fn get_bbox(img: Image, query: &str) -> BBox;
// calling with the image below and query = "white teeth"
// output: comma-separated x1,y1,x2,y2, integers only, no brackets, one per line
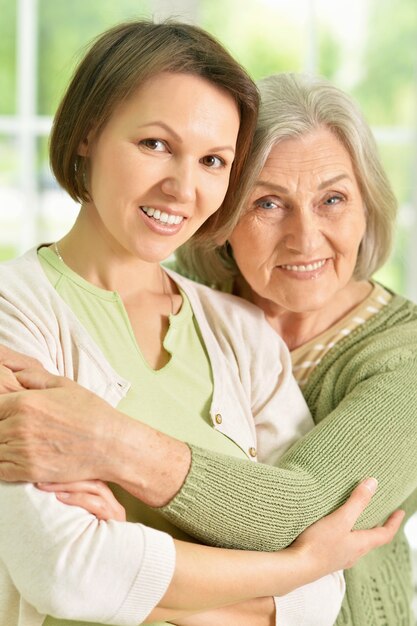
141,207,184,225
281,260,326,272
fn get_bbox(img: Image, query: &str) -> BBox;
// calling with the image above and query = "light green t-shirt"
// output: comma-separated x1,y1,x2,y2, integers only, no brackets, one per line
38,247,246,626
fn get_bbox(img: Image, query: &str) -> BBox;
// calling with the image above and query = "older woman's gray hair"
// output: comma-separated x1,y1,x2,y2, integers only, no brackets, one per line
176,72,397,287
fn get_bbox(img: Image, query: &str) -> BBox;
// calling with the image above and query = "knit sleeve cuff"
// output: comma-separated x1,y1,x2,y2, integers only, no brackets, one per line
160,445,276,549
109,525,176,625
160,444,303,551
274,572,345,626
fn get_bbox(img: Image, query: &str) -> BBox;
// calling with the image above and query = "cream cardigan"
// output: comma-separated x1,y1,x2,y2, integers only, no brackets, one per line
0,249,342,626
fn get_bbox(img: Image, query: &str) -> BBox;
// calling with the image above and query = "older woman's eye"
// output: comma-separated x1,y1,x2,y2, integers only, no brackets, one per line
140,139,167,152
255,198,279,210
323,194,344,206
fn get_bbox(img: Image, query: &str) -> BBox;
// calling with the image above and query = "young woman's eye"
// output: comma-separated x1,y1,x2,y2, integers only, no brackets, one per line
201,155,225,169
255,198,279,210
140,139,167,152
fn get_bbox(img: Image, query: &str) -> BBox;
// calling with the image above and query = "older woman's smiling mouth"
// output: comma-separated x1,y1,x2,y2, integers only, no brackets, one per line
279,259,327,272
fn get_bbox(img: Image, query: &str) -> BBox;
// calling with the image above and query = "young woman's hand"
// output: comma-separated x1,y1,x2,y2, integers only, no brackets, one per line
37,480,126,522
290,478,404,579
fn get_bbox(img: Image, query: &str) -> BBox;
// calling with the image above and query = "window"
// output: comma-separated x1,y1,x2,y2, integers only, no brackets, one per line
2,0,416,297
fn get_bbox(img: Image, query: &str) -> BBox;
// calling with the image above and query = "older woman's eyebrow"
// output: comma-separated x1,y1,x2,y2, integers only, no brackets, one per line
317,174,350,189
254,181,288,193
253,173,351,195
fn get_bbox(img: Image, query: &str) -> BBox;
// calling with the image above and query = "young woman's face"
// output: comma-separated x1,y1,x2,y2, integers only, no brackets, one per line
229,127,367,314
80,72,240,262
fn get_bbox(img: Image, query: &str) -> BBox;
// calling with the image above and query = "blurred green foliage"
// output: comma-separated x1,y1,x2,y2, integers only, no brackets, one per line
0,0,17,114
38,0,151,114
201,0,304,78
353,0,417,126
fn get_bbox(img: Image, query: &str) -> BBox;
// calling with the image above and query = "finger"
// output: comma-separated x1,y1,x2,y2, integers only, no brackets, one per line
55,492,113,519
0,346,41,372
346,509,405,564
15,368,70,390
37,480,108,494
383,509,406,534
37,480,126,521
335,478,378,528
55,491,126,522
362,509,405,548
0,365,25,392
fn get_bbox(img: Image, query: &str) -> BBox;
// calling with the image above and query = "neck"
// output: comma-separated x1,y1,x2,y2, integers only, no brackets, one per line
234,275,372,350
265,311,331,350
56,205,164,298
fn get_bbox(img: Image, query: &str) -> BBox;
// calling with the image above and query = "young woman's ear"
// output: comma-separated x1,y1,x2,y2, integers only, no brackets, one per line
77,129,94,157
77,138,89,157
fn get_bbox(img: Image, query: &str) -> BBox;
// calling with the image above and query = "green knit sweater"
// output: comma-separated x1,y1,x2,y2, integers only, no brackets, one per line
160,293,417,625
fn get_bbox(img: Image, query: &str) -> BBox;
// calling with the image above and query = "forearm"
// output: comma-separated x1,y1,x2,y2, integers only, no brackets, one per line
148,597,275,626
0,482,331,625
0,482,175,624
1,482,278,624
0,365,191,498
160,539,309,611
151,574,345,626
106,416,191,507
158,361,417,550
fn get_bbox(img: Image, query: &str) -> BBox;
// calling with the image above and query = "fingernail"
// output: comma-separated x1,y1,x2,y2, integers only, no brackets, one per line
36,482,51,486
363,477,378,494
57,492,70,499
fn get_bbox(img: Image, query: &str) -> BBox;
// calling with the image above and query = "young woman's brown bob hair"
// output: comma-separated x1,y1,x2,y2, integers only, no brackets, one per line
50,20,259,240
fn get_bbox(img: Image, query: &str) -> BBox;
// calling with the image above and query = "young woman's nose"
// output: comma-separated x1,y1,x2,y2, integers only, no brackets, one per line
161,159,197,204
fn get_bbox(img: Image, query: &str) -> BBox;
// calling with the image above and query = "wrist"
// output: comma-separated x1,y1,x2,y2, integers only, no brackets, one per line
105,416,191,507
282,542,318,590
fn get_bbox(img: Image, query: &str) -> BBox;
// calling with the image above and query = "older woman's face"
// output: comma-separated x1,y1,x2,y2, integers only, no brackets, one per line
229,127,367,314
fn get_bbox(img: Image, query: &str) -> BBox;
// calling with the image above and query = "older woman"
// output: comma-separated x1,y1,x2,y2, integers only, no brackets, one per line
0,72,414,626
168,72,417,625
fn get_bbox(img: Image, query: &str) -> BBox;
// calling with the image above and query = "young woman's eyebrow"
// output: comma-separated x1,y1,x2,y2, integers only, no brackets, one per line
137,121,235,154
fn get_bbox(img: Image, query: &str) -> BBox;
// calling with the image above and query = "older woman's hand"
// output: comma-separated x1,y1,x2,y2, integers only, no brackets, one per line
0,345,45,394
0,367,191,506
0,365,24,394
0,369,128,483
0,345,44,373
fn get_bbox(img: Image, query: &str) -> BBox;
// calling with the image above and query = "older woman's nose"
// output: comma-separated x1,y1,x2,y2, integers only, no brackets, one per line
283,210,324,254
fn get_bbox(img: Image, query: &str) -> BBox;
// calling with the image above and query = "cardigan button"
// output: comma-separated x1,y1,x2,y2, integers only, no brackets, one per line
214,413,223,424
249,447,257,458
